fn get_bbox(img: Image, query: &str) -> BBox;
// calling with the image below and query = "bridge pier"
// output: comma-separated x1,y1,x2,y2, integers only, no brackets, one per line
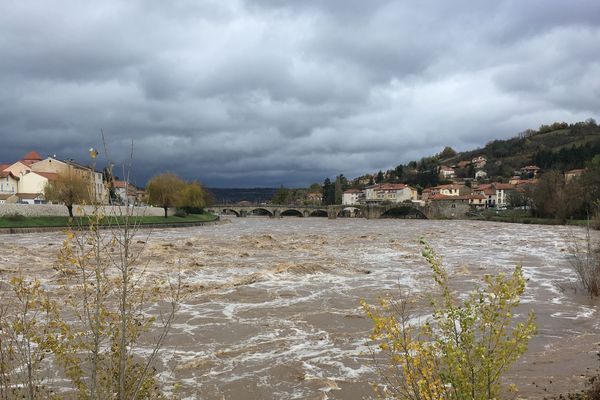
327,206,337,219
363,205,382,219
239,210,247,217
272,209,281,218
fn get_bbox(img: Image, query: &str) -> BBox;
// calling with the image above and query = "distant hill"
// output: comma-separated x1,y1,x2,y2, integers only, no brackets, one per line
339,119,600,191
438,121,600,178
207,188,278,204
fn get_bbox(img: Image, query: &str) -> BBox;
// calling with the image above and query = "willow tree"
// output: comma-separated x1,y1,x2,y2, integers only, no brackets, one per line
178,181,206,213
44,171,92,217
146,173,186,218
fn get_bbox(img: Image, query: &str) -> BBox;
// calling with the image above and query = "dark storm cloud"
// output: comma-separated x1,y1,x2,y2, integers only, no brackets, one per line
1,0,598,187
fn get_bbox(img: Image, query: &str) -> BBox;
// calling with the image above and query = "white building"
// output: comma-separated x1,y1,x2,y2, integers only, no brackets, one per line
0,171,19,203
439,165,456,179
365,184,417,204
475,170,487,179
430,184,470,197
342,189,363,205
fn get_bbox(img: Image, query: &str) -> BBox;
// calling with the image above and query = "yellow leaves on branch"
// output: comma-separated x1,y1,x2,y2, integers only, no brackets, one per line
361,239,537,400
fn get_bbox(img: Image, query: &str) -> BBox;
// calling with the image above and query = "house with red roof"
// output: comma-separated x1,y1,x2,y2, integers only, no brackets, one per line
31,156,107,204
1,151,44,178
17,171,59,204
472,184,497,208
20,151,43,166
342,188,363,205
439,165,456,179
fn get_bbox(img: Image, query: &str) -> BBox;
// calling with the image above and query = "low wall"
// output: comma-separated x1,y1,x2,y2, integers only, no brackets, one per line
0,203,169,217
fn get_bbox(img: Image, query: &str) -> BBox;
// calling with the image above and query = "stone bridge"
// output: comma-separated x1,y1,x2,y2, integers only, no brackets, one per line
208,203,435,219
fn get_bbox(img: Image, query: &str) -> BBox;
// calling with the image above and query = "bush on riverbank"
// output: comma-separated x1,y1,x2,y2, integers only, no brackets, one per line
0,201,182,398
362,239,536,399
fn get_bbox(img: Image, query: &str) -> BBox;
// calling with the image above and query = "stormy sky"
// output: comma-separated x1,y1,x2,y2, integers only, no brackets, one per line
1,1,599,188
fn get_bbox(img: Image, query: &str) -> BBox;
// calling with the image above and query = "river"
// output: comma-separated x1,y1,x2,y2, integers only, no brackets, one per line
1,218,599,399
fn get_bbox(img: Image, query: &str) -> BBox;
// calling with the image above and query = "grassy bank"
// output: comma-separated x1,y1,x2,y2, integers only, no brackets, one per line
0,213,218,228
469,209,589,227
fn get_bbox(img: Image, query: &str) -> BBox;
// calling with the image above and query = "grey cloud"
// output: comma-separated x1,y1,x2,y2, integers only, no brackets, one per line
0,0,599,187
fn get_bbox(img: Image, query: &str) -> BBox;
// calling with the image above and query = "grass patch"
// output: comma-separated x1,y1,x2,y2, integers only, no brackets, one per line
0,213,218,229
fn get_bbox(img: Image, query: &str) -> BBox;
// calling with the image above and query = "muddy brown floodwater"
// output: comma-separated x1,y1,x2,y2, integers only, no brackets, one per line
1,218,599,399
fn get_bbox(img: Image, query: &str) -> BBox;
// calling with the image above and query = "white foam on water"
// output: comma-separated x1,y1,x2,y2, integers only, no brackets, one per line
3,218,599,399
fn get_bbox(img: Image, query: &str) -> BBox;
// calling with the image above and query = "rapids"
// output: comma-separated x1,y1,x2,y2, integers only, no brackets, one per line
1,218,598,399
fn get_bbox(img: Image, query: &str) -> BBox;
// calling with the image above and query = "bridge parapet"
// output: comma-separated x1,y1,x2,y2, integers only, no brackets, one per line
208,202,441,219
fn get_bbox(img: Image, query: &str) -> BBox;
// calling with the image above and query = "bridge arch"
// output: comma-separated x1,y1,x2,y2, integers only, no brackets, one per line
380,205,427,219
249,208,273,217
308,209,328,217
221,208,240,217
280,209,304,217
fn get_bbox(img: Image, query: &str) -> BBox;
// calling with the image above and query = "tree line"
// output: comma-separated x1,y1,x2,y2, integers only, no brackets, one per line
44,171,210,218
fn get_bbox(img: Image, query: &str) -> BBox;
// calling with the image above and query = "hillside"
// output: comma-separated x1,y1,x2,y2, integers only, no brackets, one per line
439,121,600,177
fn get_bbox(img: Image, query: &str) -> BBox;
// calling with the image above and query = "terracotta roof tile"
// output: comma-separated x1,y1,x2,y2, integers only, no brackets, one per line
494,183,515,190
32,172,59,180
0,171,19,180
21,151,43,161
17,193,44,199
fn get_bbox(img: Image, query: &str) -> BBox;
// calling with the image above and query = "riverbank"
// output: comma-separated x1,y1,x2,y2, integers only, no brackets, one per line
468,209,593,227
0,213,221,234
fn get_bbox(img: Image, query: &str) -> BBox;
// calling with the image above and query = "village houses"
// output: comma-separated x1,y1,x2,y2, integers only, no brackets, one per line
0,151,108,204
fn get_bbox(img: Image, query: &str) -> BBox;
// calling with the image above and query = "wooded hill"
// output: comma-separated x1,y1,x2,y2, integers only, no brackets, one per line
440,119,600,177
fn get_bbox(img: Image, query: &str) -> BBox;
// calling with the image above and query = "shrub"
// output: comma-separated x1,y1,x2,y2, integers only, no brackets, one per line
570,223,600,297
2,212,25,221
361,239,536,399
174,208,188,217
